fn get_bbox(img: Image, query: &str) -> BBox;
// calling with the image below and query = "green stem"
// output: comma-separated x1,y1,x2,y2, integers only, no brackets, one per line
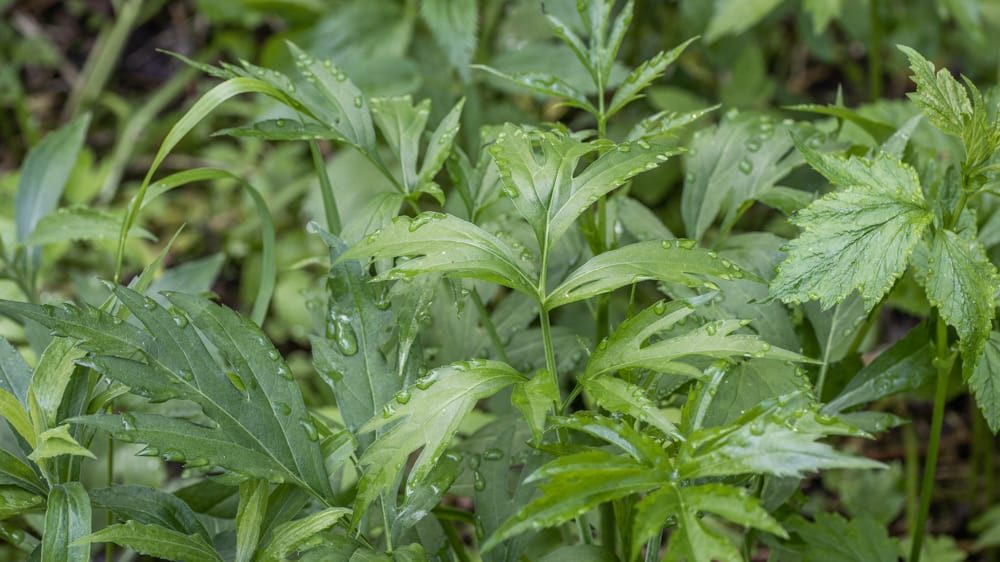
903,409,920,538
539,308,560,397
576,516,594,545
910,316,951,562
310,141,342,233
643,532,660,562
470,288,509,364
600,503,616,555
441,519,473,562
868,0,883,102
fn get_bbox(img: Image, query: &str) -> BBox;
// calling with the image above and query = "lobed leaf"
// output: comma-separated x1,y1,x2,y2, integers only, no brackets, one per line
770,141,934,310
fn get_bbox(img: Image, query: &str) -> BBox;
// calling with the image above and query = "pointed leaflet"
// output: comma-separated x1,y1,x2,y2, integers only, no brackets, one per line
490,124,678,250
338,212,537,296
473,66,597,114
606,37,696,117
354,360,523,524
585,298,808,380
581,375,679,439
677,395,883,480
545,239,755,309
42,482,91,562
770,141,933,310
971,333,1000,433
74,521,223,562
915,229,997,380
898,45,972,139
311,231,400,443
0,286,331,499
482,450,668,551
681,112,803,240
633,483,785,562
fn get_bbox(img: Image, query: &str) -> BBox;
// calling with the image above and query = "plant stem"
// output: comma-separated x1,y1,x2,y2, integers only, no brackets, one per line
539,308,560,397
903,409,920,537
910,316,951,562
643,532,660,562
600,503,616,556
868,0,883,102
310,140,341,233
441,519,473,562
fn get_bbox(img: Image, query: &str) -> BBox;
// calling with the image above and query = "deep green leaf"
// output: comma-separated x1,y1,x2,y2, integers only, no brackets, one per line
42,482,91,562
546,240,754,309
394,451,460,533
633,483,785,562
75,521,223,562
702,359,812,428
805,292,866,368
824,325,936,414
678,395,883,480
420,0,477,81
899,45,972,138
355,360,523,524
89,485,210,541
0,449,46,496
785,104,897,142
338,212,537,296
770,142,934,310
681,112,803,240
786,512,897,561
511,371,559,443
0,486,43,520
25,206,154,246
915,229,997,380
971,332,1000,433
549,412,669,464
582,375,678,438
255,507,351,562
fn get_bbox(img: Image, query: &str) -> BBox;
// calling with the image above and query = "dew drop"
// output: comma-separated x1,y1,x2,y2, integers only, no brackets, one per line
395,389,412,404
275,402,292,415
300,419,319,441
483,448,504,461
738,157,753,175
226,372,248,393
473,470,486,491
179,369,195,382
143,297,158,310
162,449,186,462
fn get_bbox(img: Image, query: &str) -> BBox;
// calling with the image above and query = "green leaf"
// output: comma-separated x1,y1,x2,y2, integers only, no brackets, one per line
235,479,268,562
420,0,477,82
785,103,897,143
482,450,666,551
607,37,696,117
0,337,31,410
216,119,345,142
15,114,91,258
25,206,154,246
551,412,668,464
28,336,85,432
89,485,210,541
394,450,460,533
916,229,997,380
338,212,537,296
681,112,803,240
0,286,331,498
355,360,523,524
898,45,972,139
473,421,538,562
472,66,597,114
678,395,883,480
582,375,679,438
626,105,720,142
0,449,46,496
0,388,33,448
255,507,351,562
824,325,936,414
491,124,678,251
75,521,224,562
971,332,1000,433
586,298,809,380
805,292,866,368
702,359,813,427
42,482,91,562
512,371,560,443
786,512,897,562
770,142,934,310
27,425,95,462
537,545,617,562
704,0,785,42
546,240,754,309
633,483,785,562
0,486,43,520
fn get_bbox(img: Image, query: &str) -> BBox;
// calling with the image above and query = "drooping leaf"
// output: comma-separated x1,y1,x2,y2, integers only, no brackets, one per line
394,450,461,533
971,332,1000,433
704,0,785,42
633,483,785,562
785,512,897,562
25,206,154,246
0,286,332,499
354,360,523,524
491,124,678,251
89,485,210,541
255,507,352,562
824,325,936,414
482,450,667,551
770,141,934,310
681,111,804,240
546,239,755,309
420,0,477,82
586,298,809,379
27,425,95,462
338,212,537,296
74,521,223,562
677,395,883,480
915,229,997,380
42,482,91,562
